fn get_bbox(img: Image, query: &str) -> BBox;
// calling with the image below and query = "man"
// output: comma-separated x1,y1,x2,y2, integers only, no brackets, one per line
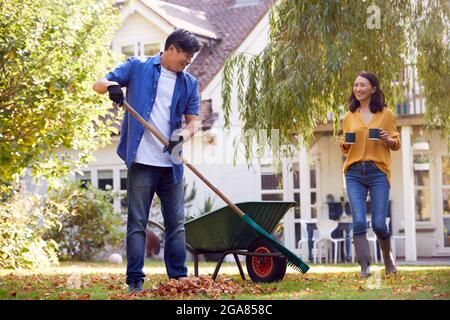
93,29,201,292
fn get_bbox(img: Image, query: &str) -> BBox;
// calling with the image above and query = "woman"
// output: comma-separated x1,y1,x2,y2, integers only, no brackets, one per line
340,72,401,278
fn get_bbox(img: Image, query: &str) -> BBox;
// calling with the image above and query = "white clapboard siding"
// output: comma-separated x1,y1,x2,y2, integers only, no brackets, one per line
184,163,260,215
112,12,167,54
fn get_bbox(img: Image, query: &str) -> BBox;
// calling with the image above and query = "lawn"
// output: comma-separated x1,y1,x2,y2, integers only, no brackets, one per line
0,261,449,300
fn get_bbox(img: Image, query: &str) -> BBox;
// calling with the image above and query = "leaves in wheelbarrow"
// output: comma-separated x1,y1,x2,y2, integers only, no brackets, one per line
111,276,276,300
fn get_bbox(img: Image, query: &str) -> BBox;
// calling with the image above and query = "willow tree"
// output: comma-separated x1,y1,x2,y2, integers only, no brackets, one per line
221,1,449,162
0,0,121,191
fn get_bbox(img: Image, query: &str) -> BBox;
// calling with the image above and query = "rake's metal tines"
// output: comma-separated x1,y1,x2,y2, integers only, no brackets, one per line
287,261,309,273
288,262,299,270
287,261,300,271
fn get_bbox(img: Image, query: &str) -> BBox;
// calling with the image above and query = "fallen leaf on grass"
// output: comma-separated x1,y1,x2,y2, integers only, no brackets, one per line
426,285,435,292
408,284,434,293
432,293,449,299
110,293,136,300
107,284,122,290
76,293,91,300
22,285,33,293
109,275,274,300
58,292,72,300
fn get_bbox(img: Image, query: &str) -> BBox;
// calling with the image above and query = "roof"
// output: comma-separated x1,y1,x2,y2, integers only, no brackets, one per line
111,0,272,131
164,0,273,91
140,0,218,39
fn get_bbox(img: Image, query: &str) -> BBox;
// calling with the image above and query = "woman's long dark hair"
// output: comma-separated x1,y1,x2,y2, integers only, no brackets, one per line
348,72,386,113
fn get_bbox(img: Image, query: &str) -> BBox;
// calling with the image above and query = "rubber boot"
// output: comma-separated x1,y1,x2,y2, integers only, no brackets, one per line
378,237,397,274
353,234,371,278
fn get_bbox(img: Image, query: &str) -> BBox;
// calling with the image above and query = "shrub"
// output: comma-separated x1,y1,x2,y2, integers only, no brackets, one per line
0,192,59,269
45,182,124,261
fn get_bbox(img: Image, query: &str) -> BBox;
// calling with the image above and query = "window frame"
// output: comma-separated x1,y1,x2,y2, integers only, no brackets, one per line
74,166,128,214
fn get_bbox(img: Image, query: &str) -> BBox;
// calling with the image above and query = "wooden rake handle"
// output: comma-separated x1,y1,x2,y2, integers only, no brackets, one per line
121,101,245,218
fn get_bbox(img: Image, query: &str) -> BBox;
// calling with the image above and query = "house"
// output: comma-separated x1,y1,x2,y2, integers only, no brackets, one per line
75,0,449,261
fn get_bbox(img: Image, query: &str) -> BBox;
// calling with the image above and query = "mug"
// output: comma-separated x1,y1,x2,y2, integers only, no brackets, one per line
369,128,381,140
345,132,356,144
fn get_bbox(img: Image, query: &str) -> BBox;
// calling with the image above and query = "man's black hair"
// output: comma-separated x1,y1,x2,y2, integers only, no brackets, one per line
164,29,201,55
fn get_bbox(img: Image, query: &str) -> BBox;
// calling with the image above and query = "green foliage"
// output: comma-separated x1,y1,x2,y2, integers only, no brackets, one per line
221,1,449,163
198,195,217,216
415,2,450,134
0,0,121,192
0,192,59,269
45,182,124,261
0,181,123,268
184,179,197,218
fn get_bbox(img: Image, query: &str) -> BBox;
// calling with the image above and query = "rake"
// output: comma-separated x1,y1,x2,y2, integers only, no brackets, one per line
120,101,310,274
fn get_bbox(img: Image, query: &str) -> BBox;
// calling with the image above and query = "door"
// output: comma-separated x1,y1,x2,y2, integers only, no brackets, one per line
439,154,450,251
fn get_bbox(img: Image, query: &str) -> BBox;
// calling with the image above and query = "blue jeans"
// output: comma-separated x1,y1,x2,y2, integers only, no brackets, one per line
126,162,187,284
345,161,390,240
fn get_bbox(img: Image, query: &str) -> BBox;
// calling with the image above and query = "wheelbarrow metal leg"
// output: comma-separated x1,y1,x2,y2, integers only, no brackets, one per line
233,253,246,281
212,252,228,281
186,244,198,277
194,253,199,277
212,251,247,281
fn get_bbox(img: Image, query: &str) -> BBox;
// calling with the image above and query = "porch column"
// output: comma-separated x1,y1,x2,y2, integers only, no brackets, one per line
401,126,417,261
113,168,121,213
297,146,312,259
282,158,296,250
299,145,312,220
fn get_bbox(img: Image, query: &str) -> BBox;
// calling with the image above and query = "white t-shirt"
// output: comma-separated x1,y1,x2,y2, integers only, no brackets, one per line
135,66,177,167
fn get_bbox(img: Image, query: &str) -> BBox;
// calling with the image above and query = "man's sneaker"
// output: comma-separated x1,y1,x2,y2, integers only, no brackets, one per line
128,280,143,293
169,276,189,282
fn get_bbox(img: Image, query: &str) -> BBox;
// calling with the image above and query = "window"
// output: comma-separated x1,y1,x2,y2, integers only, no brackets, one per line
292,161,318,248
75,171,91,188
121,44,135,58
74,168,129,213
143,43,160,56
414,170,431,221
262,193,284,201
310,166,317,218
294,193,300,218
442,155,450,247
292,162,318,220
120,170,127,190
311,191,317,218
121,42,160,59
119,169,128,213
260,165,283,201
294,222,301,249
412,126,431,221
261,170,282,190
120,193,128,213
98,170,113,190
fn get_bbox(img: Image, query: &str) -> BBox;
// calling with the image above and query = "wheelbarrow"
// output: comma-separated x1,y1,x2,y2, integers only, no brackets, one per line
148,201,296,283
120,100,308,278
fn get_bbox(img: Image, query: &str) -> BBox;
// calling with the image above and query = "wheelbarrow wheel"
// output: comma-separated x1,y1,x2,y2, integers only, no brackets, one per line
246,239,287,283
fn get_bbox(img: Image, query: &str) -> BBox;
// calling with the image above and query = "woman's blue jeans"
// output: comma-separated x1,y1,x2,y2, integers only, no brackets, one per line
126,163,187,284
345,161,391,240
